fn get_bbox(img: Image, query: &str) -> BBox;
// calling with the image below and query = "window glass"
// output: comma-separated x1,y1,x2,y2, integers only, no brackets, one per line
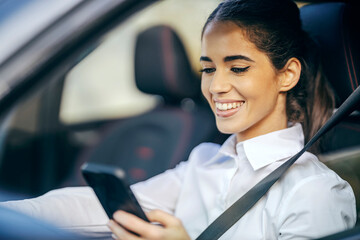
59,0,221,124
0,0,81,64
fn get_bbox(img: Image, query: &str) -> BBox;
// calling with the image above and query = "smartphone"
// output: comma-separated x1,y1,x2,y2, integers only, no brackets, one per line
81,162,149,222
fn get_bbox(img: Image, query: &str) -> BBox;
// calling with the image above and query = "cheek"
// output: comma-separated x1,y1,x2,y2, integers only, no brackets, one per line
241,76,278,101
248,82,279,111
201,78,211,102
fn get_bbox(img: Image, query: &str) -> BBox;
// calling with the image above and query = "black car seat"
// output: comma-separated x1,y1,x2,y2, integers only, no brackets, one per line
300,2,360,152
300,2,360,222
80,25,222,185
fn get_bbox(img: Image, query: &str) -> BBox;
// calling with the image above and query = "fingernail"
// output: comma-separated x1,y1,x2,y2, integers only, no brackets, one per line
107,220,114,228
111,233,118,239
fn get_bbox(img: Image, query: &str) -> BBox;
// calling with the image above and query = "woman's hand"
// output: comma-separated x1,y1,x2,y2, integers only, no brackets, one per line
108,210,191,240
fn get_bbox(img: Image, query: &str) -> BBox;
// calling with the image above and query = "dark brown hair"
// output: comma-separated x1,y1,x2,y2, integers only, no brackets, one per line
202,0,334,153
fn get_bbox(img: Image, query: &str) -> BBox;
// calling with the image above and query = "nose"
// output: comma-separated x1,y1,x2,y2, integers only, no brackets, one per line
209,70,231,94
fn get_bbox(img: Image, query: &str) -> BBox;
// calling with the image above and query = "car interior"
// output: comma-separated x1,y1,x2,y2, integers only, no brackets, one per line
80,24,226,185
0,0,359,239
0,0,224,196
300,1,360,223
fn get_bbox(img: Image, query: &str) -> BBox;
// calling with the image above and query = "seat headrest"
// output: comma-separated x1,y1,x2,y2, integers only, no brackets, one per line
134,25,200,101
300,3,360,108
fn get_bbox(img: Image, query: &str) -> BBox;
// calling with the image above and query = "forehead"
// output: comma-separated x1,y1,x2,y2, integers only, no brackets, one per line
201,21,257,56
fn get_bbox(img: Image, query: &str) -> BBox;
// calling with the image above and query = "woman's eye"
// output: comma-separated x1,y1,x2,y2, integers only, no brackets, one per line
200,68,216,74
231,66,250,73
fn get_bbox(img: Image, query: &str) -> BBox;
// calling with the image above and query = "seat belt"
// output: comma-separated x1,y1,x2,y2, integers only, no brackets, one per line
196,86,360,240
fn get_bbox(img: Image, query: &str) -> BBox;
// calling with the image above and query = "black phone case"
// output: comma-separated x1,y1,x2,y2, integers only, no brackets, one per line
81,162,149,222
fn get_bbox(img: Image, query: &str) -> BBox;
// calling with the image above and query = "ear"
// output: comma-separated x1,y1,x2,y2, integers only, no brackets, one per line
278,57,301,92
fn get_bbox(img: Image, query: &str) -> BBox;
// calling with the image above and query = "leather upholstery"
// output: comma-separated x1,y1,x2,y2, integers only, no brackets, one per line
301,2,360,224
301,2,360,153
301,2,360,108
135,25,200,101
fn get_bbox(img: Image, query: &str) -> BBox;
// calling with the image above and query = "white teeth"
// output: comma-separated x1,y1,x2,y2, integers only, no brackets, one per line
215,101,244,111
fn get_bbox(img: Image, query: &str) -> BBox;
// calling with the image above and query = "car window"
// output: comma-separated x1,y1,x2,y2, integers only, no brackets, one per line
0,0,82,65
59,0,221,124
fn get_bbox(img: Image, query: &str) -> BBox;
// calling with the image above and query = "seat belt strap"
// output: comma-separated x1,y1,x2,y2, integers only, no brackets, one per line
196,86,360,240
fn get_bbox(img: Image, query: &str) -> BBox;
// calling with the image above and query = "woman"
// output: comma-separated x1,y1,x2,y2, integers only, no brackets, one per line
1,0,356,239
107,0,356,239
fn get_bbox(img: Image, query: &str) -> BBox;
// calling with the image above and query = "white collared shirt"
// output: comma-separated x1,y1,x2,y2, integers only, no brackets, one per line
0,124,356,239
132,123,356,239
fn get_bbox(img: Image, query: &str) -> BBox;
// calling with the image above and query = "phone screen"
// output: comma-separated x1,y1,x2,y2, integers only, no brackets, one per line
81,163,149,222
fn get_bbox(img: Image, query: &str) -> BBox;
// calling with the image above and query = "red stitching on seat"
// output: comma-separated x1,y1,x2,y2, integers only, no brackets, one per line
348,42,359,87
341,123,360,132
342,29,355,91
340,5,355,91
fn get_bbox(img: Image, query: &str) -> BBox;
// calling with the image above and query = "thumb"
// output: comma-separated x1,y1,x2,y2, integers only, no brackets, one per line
147,210,182,228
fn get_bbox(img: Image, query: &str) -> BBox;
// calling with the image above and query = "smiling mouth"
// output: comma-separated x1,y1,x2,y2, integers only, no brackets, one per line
214,101,245,118
215,101,244,111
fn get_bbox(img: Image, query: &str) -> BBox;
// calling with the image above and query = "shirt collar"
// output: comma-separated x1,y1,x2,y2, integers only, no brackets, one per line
218,134,237,158
213,123,304,171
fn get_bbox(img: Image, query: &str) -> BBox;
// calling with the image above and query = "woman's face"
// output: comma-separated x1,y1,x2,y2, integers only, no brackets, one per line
201,21,288,142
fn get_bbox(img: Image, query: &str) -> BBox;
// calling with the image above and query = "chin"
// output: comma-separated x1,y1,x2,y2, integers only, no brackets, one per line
216,122,242,135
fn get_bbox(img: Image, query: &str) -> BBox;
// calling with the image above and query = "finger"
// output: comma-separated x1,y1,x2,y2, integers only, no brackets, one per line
113,210,161,237
108,219,142,240
147,210,182,228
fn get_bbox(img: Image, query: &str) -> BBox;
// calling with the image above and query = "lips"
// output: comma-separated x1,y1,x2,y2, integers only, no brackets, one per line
214,100,245,118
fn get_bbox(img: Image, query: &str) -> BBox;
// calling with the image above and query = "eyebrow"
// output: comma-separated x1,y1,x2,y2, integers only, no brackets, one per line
200,56,212,62
224,55,254,62
200,55,254,63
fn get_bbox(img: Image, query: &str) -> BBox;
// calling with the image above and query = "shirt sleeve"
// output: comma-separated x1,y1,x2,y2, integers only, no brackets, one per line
277,174,356,239
131,160,188,214
0,187,109,232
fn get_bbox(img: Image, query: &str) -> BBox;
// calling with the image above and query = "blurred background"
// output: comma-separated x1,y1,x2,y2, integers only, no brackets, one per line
0,0,223,198
60,0,221,124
